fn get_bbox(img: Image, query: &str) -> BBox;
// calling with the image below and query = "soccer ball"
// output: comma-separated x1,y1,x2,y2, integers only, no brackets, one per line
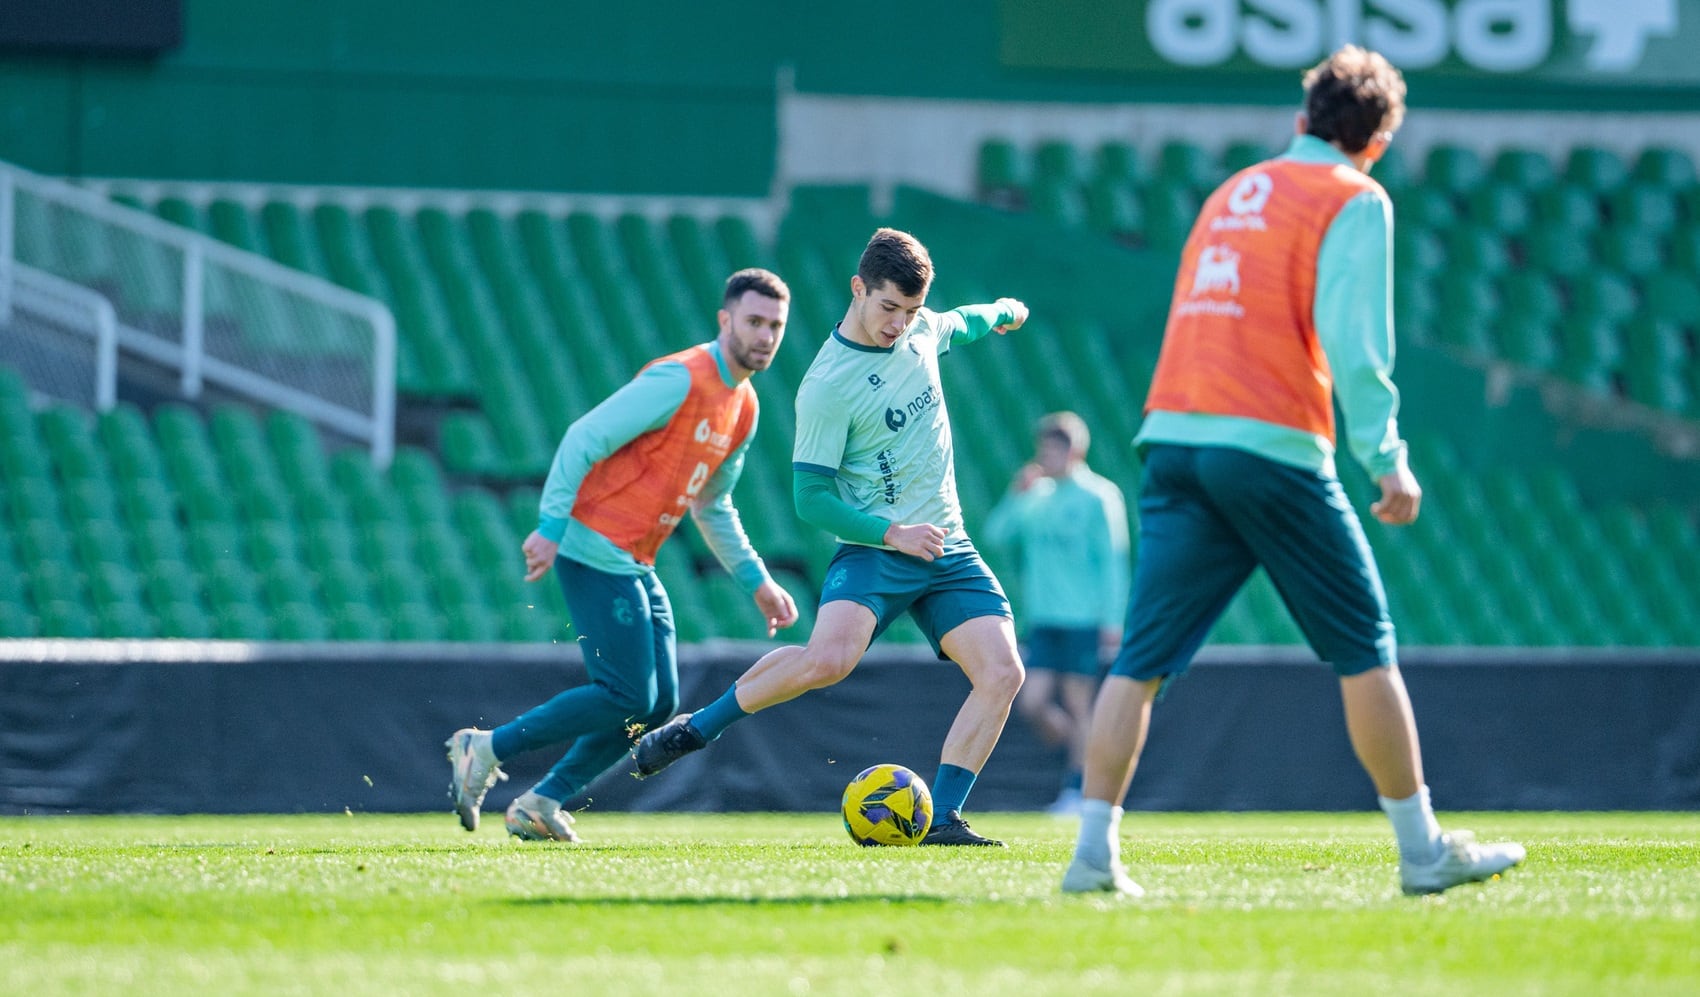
841,763,933,846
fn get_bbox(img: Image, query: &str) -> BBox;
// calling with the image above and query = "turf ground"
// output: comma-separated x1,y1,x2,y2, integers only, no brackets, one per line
2,811,1696,995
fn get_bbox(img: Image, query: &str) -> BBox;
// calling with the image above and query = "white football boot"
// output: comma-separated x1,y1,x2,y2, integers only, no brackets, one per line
445,728,506,832
1061,857,1145,897
1400,830,1526,895
505,791,580,843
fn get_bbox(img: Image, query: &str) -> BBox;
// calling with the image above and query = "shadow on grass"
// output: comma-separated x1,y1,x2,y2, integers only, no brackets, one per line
499,894,956,908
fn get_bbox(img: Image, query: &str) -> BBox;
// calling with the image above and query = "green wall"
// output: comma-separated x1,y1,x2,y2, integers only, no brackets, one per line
3,0,1697,193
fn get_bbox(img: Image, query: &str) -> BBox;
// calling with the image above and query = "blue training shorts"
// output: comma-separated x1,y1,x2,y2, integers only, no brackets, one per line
820,538,1012,659
1112,444,1397,683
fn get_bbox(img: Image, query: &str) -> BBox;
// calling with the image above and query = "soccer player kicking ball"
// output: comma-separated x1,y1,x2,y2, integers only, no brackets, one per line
634,228,1028,847
1061,46,1523,897
446,269,800,842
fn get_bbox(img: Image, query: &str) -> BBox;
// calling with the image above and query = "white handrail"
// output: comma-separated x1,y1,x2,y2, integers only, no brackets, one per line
11,263,119,411
0,157,396,468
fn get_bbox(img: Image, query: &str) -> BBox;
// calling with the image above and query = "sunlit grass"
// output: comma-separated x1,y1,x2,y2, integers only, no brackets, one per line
2,812,1696,995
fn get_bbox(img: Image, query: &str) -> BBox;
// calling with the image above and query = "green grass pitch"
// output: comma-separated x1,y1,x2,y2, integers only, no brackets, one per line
2,811,1696,995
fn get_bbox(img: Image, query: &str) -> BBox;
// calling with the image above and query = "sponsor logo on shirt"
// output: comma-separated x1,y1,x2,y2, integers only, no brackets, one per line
877,448,898,505
1178,244,1247,318
694,418,732,450
1211,172,1272,233
867,374,884,388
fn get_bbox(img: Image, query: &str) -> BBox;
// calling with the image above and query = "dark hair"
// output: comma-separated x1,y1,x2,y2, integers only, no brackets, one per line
1037,411,1090,455
857,227,933,298
723,267,790,306
1302,45,1406,154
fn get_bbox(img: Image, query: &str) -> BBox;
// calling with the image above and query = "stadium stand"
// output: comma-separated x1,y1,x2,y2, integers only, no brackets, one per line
3,132,1700,647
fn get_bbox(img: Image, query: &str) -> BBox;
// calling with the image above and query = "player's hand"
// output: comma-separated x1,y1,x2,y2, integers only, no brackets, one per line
885,522,948,562
1012,462,1043,493
993,297,1028,334
521,530,560,582
752,579,800,637
1372,465,1422,526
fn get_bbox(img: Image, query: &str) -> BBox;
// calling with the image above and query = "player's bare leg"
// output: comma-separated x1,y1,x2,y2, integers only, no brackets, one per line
919,615,1023,847
1063,674,1159,894
730,600,877,711
633,602,874,777
1339,665,1422,799
1015,669,1072,746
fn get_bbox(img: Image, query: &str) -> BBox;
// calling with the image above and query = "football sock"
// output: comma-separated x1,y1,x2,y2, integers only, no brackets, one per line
1379,785,1444,863
1061,768,1083,793
930,763,977,817
1074,798,1122,870
688,684,749,741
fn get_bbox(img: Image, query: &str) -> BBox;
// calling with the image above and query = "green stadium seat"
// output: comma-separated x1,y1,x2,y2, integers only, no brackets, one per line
1446,227,1511,276
1610,183,1680,236
1027,177,1087,229
1033,140,1083,184
1595,229,1663,279
1523,222,1594,280
1495,314,1559,371
1467,183,1534,237
1501,271,1564,326
1437,274,1501,352
976,139,1023,206
1221,140,1274,176
1632,146,1697,189
1393,226,1446,279
1083,176,1142,242
1142,183,1200,250
1394,188,1459,232
1566,147,1629,193
1491,148,1558,191
1092,141,1147,187
1557,315,1626,373
1536,184,1603,232
1642,271,1700,329
39,600,98,639
1157,140,1218,193
1569,270,1640,325
1425,145,1486,197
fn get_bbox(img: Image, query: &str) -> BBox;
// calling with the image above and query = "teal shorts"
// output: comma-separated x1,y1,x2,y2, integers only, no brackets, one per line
820,539,1012,659
1025,625,1103,676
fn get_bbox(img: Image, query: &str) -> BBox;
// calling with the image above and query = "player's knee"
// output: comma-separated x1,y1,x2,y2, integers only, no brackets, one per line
977,655,1025,702
801,644,861,688
607,679,660,720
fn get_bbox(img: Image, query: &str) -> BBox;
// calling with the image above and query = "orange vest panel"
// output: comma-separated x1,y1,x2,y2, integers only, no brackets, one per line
1145,158,1382,443
574,345,757,565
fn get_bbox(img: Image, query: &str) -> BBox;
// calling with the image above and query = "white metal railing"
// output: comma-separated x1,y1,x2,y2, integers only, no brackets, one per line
10,264,118,411
0,158,396,467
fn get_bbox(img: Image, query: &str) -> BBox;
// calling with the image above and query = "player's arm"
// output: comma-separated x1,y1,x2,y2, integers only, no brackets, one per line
692,426,800,635
939,298,1028,348
1315,190,1419,525
524,363,688,580
793,471,947,562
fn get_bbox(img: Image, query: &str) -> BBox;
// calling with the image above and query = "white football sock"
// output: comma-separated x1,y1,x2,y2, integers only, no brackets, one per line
1074,798,1123,870
1379,785,1444,863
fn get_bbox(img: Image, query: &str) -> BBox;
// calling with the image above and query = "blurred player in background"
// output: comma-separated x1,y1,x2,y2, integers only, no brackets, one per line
1063,46,1525,896
983,411,1129,816
445,268,800,841
633,228,1029,846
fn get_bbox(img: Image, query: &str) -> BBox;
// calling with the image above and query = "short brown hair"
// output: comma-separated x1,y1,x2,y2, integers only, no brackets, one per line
857,228,933,298
1302,45,1406,154
1037,411,1090,455
724,267,790,306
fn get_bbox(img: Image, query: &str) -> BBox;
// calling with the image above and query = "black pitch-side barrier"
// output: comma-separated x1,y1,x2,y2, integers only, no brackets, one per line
2,640,1696,815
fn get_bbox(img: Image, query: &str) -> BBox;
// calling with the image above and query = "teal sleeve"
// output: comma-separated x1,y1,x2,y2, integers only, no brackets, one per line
690,420,772,593
1315,191,1408,481
948,302,1016,346
536,362,689,542
793,467,891,548
980,487,1032,550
